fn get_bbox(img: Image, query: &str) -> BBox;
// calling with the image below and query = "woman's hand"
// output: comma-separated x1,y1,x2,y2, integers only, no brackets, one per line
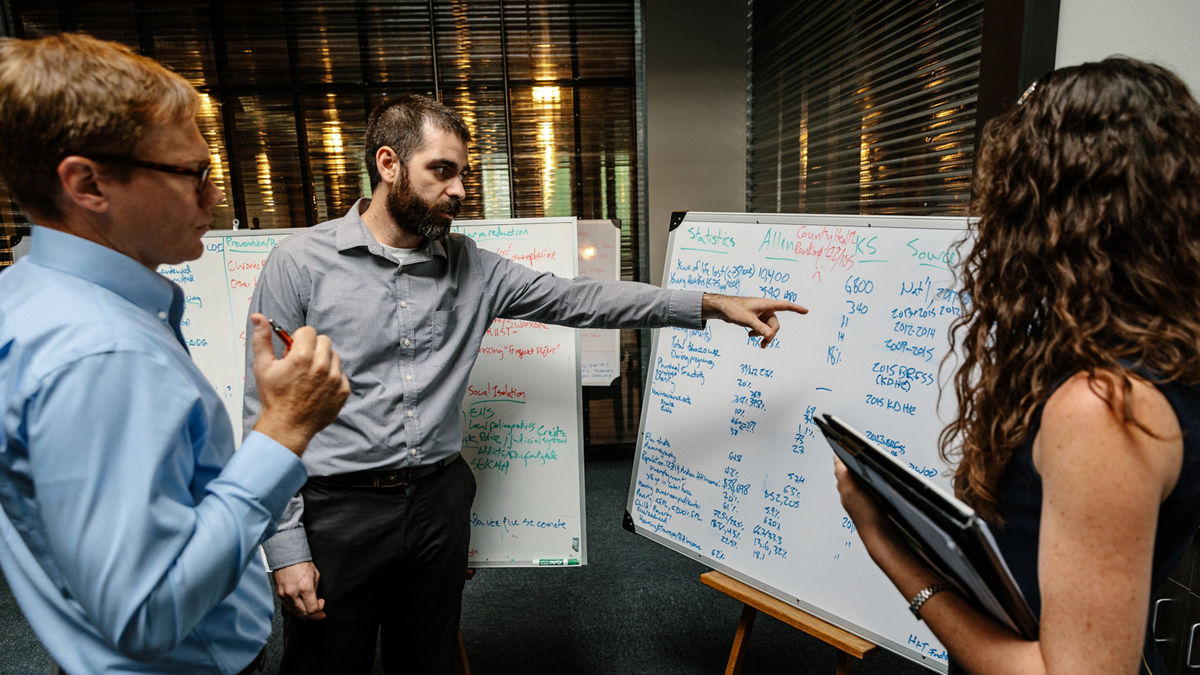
833,456,904,556
832,456,947,620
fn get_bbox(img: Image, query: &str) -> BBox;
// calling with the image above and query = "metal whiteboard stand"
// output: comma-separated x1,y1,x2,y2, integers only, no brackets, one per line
701,571,878,674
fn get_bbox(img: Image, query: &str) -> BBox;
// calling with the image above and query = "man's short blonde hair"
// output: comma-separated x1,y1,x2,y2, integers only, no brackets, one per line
0,33,199,220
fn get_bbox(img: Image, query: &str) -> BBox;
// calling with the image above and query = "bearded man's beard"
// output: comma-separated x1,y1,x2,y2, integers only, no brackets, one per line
386,169,462,241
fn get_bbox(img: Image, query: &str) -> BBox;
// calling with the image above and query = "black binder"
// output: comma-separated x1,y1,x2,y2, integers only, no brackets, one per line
816,413,1039,640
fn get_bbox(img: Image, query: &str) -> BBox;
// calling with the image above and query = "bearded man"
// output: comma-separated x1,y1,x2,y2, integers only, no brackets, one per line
244,94,807,673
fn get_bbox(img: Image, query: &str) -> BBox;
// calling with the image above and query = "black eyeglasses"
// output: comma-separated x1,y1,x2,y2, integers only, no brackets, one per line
88,153,212,194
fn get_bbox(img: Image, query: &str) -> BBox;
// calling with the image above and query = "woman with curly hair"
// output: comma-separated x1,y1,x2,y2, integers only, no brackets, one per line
836,57,1200,674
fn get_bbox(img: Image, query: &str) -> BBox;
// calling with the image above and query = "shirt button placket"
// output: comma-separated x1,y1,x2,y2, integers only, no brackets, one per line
397,285,418,461
398,298,413,381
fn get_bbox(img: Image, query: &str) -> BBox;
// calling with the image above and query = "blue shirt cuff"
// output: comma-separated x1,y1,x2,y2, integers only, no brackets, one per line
223,431,308,519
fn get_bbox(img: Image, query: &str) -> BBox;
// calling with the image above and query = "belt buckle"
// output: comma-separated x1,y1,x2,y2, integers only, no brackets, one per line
378,470,404,488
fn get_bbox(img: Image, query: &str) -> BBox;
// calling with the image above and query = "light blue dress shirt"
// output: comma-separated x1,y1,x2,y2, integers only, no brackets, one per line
0,227,307,674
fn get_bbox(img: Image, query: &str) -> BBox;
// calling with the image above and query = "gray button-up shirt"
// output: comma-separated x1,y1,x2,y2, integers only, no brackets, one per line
244,200,703,567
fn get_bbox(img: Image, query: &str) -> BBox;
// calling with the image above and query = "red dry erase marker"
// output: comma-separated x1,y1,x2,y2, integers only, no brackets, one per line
267,318,293,350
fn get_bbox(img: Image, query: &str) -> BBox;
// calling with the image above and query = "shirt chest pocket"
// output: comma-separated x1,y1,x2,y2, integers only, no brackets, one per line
417,305,466,369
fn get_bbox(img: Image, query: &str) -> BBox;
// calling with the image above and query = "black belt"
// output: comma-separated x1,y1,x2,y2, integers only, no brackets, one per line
308,453,459,489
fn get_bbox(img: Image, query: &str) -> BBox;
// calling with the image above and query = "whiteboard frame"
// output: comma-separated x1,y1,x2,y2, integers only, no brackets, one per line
626,210,973,671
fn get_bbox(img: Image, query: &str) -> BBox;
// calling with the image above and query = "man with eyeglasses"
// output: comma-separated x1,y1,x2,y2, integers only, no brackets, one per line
0,33,351,674
87,153,215,195
244,93,809,673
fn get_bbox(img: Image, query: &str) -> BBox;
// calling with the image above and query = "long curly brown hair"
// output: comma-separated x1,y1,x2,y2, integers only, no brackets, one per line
940,57,1200,523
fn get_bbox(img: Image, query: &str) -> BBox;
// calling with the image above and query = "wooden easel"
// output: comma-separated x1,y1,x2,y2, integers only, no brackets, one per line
701,571,877,675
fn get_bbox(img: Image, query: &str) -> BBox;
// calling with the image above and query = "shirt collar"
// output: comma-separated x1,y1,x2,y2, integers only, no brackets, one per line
28,225,179,321
334,198,448,262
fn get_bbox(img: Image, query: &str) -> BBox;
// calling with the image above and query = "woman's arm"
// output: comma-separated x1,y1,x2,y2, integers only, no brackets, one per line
836,371,1183,674
1031,372,1181,672
834,462,1042,674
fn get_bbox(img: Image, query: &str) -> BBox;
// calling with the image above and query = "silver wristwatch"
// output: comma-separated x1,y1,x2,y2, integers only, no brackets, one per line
908,583,952,620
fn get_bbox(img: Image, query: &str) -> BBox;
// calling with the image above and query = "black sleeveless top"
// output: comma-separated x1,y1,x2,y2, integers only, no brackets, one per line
949,374,1200,674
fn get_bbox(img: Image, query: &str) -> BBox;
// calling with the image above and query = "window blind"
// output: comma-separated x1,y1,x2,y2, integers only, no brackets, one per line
747,0,983,215
2,0,644,444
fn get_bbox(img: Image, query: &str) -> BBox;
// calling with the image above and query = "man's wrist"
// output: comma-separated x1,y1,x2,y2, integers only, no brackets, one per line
252,413,312,456
700,293,725,320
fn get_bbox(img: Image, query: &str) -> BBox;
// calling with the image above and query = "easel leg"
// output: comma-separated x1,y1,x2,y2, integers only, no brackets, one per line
724,604,758,675
456,569,475,675
835,651,852,675
456,628,471,675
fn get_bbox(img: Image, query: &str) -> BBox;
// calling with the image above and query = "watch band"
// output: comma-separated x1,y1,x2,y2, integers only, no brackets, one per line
908,583,953,620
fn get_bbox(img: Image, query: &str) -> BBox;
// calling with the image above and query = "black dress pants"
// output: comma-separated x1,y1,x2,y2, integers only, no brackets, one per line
278,457,476,674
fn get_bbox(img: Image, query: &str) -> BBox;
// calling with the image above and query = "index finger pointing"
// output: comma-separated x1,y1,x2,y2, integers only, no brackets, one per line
782,301,809,314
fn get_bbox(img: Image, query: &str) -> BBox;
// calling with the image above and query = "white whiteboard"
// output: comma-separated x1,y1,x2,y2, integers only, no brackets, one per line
626,211,971,671
576,220,621,386
452,217,586,566
159,218,585,568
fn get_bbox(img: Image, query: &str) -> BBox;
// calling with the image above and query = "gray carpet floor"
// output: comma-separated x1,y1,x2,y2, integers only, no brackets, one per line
0,456,932,674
